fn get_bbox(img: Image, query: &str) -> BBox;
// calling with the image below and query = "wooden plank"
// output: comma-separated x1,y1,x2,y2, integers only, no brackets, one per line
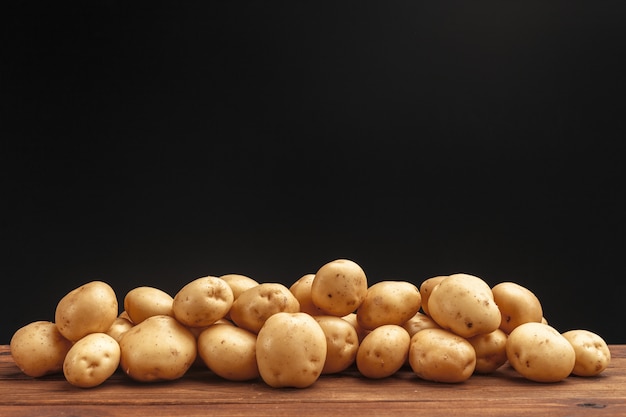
1,345,624,416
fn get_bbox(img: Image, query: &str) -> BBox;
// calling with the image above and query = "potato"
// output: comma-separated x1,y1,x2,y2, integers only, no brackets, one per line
63,333,120,388
466,328,508,374
427,273,501,338
341,312,370,343
10,321,73,377
197,324,259,381
290,273,325,316
172,276,234,327
492,282,543,334
409,328,476,383
419,275,447,317
311,259,368,316
356,281,421,330
219,274,259,300
402,311,441,338
256,312,327,388
55,281,119,342
314,315,359,374
506,322,575,382
123,286,174,324
119,315,197,382
356,324,410,379
229,283,300,333
562,329,611,376
105,316,134,343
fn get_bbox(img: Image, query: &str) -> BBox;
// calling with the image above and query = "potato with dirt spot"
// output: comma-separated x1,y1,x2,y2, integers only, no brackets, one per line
562,329,611,376
55,281,119,342
10,321,73,377
256,312,327,388
63,332,120,388
311,259,368,316
172,276,234,327
427,273,501,338
356,280,421,330
491,282,543,334
409,328,476,383
506,322,575,382
356,324,410,379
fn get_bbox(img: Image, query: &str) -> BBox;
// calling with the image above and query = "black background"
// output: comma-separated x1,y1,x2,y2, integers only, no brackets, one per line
2,1,625,344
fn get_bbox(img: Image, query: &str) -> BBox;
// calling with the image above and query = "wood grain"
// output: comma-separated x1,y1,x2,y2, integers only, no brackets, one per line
1,345,624,416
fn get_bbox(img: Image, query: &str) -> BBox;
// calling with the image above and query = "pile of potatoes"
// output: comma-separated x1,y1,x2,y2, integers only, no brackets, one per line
10,258,611,388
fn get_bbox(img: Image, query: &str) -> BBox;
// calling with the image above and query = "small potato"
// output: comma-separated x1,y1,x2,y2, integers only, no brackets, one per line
466,328,508,374
356,325,410,379
311,259,368,317
562,329,611,376
10,321,73,377
506,322,575,382
229,283,300,333
197,324,259,381
427,273,501,338
172,276,234,327
105,316,134,343
357,281,421,330
124,286,174,324
119,315,197,382
219,274,259,300
63,333,120,388
409,328,476,383
290,273,325,316
314,315,359,374
402,311,441,338
492,282,543,334
55,281,119,342
419,275,447,316
256,312,327,388
341,312,370,343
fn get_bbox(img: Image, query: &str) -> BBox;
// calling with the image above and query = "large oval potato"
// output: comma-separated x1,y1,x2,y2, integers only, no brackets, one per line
119,315,197,382
427,273,501,338
356,281,421,330
256,312,327,388
229,283,300,333
172,276,234,327
311,259,368,316
492,282,543,334
124,286,174,324
314,315,359,374
63,333,120,388
356,324,410,379
197,324,259,381
55,281,119,342
10,321,73,377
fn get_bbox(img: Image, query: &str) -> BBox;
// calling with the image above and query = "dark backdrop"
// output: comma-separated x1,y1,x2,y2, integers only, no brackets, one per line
2,1,625,344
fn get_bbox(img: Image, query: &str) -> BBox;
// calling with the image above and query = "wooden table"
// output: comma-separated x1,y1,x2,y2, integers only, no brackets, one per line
1,344,624,416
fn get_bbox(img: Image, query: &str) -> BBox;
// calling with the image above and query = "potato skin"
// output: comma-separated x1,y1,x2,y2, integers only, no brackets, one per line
229,283,300,333
314,315,359,374
55,281,119,342
119,315,197,382
562,329,611,376
290,274,326,316
466,328,508,374
63,333,121,388
506,322,575,382
124,286,174,324
419,275,447,317
256,312,327,388
491,282,543,334
197,324,260,381
172,276,234,327
356,325,410,379
357,281,421,330
311,259,368,317
10,321,73,377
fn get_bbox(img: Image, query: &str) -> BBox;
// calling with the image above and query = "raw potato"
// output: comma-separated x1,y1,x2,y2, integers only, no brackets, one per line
197,324,259,381
419,275,447,317
357,281,421,330
106,316,134,342
55,281,119,342
229,283,300,333
119,315,197,382
63,333,121,388
172,276,234,327
124,286,174,324
314,315,359,374
506,322,575,382
256,312,327,388
466,328,508,374
311,259,368,316
356,324,410,379
562,329,611,376
492,282,543,334
409,328,476,383
427,273,501,338
219,274,259,300
402,311,441,338
290,273,325,316
341,312,370,343
10,321,73,377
